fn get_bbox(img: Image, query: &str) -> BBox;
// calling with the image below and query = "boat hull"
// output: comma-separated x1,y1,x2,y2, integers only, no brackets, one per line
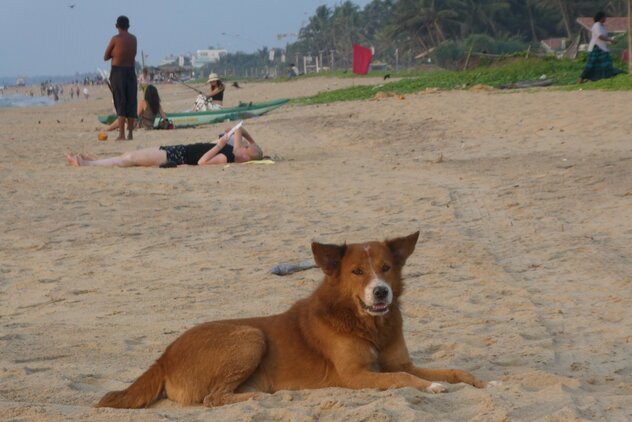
98,98,289,128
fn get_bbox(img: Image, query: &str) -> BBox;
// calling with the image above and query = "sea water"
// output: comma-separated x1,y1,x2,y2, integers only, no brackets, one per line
0,94,55,108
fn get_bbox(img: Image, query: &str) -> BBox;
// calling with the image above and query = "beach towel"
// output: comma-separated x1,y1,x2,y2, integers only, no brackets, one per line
244,159,275,165
581,47,625,81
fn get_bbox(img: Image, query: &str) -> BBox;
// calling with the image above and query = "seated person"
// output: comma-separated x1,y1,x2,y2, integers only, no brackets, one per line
192,73,224,111
67,126,262,167
104,84,167,131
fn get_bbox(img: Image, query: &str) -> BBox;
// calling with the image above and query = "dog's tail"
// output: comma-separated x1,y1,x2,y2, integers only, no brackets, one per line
96,361,165,409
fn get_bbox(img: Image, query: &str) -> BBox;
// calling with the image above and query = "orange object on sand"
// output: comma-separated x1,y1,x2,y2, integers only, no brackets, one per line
98,132,108,141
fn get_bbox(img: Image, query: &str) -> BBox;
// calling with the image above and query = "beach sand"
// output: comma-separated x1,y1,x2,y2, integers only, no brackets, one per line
1,77,631,421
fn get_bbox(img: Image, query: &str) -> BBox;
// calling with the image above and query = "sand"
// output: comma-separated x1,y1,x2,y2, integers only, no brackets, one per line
1,77,631,421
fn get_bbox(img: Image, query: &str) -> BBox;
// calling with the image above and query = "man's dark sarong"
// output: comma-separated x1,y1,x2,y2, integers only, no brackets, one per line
110,66,137,118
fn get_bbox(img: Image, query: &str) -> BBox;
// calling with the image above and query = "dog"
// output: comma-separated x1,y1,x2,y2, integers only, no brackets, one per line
97,231,488,408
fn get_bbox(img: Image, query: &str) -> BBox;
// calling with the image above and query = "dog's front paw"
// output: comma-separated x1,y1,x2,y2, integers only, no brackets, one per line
425,382,448,394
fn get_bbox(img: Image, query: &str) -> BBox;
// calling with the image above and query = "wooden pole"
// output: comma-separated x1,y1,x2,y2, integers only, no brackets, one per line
463,46,473,70
628,0,632,72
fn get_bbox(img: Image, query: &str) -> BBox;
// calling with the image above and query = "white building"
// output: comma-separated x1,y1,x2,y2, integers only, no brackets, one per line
192,49,228,68
160,55,178,66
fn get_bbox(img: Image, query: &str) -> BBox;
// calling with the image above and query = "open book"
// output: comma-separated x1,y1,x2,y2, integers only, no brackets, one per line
224,120,243,139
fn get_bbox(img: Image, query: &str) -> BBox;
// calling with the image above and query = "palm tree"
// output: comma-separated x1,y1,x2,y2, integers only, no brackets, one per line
298,5,333,53
455,0,511,37
330,1,363,65
386,0,462,50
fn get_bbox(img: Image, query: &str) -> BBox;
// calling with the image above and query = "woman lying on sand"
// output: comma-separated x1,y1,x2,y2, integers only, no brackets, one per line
66,126,262,167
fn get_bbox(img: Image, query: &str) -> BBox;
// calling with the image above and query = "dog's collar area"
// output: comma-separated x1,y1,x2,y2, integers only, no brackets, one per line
359,298,389,315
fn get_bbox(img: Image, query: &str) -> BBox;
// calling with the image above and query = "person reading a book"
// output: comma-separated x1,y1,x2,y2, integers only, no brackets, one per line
66,123,262,167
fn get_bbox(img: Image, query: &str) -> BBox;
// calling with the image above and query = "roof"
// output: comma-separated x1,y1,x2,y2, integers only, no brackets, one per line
541,38,567,52
576,17,629,33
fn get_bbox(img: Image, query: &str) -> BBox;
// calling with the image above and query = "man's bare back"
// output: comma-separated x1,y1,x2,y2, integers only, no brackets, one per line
104,31,137,67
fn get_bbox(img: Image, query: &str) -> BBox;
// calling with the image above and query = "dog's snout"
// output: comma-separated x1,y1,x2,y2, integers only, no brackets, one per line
373,286,389,301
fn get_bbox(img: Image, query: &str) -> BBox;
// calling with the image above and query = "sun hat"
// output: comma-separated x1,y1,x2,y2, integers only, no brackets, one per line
116,16,130,29
207,73,220,83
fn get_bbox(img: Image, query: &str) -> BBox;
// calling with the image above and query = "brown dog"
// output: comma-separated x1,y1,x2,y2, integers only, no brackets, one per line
97,231,488,408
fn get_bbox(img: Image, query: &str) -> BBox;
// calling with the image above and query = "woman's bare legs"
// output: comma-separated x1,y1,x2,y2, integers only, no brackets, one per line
101,120,120,132
66,147,167,167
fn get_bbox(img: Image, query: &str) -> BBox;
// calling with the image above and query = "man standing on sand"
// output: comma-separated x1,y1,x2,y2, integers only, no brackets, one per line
104,15,137,140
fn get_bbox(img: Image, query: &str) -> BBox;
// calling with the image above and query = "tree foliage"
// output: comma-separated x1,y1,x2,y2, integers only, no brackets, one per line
286,0,629,65
206,0,628,77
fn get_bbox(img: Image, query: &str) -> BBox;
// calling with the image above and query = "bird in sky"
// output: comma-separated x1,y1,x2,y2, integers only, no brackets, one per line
68,4,76,9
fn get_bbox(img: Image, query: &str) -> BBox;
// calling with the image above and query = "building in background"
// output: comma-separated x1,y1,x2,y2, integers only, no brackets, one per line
192,49,228,68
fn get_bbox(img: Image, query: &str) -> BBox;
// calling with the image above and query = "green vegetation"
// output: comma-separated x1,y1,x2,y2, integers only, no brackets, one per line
203,1,630,83
293,57,632,105
288,0,629,68
202,1,629,80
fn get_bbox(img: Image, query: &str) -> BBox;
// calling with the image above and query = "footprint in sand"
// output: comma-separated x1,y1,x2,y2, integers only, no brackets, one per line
124,335,147,351
68,373,104,392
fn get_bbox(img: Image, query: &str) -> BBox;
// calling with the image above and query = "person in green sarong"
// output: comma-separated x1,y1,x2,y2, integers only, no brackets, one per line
579,11,626,83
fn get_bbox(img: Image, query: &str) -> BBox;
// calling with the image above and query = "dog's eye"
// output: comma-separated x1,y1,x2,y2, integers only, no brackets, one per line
381,264,391,272
352,268,364,276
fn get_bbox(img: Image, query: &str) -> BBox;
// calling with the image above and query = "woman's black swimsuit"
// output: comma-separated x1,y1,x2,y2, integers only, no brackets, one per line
210,84,224,102
159,143,235,165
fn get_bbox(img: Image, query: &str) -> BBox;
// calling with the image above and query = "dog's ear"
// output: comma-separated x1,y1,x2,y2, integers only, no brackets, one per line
312,242,346,276
385,231,420,267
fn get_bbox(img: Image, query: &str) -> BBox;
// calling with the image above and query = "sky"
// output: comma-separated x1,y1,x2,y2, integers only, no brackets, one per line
0,0,373,79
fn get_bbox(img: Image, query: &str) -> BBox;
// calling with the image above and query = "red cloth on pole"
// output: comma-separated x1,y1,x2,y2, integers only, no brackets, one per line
352,44,372,75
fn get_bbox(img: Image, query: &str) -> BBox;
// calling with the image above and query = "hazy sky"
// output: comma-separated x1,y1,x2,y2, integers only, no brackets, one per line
1,0,372,78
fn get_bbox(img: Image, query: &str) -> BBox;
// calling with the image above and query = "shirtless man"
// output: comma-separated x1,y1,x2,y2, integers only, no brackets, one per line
104,15,138,140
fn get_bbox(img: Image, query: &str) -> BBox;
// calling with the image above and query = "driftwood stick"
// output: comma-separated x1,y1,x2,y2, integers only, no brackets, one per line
271,260,317,276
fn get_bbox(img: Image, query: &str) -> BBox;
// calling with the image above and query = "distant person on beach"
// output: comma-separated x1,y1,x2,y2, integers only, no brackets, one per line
192,73,224,111
83,87,89,99
104,15,138,140
66,125,263,167
138,67,149,93
103,84,167,131
288,63,299,79
579,11,625,83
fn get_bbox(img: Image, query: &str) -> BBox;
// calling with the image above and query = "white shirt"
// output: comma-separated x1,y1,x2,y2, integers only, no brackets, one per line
589,22,609,52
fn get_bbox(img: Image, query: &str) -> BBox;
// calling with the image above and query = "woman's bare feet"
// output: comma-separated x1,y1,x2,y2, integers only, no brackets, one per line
78,153,97,161
65,153,83,167
66,153,98,166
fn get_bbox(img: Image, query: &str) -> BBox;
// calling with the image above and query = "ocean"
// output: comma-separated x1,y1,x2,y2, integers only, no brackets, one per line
0,94,55,108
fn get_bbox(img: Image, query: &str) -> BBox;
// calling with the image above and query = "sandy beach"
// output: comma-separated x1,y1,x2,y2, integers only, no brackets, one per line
1,77,631,421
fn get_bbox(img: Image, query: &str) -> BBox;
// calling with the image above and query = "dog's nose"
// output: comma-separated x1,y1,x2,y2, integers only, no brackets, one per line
373,286,389,301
